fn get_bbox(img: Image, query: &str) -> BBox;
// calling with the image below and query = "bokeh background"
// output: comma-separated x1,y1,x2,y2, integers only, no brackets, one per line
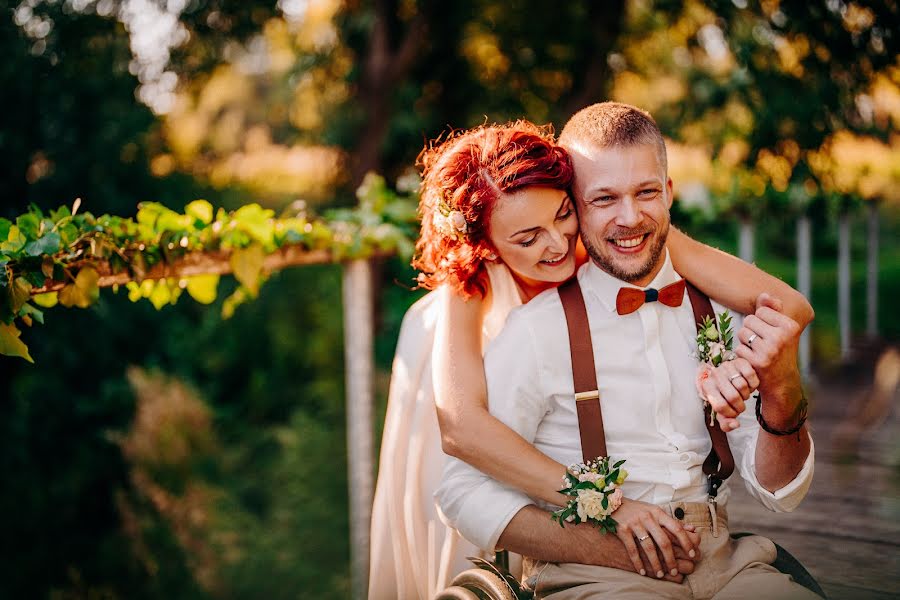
1,1,897,598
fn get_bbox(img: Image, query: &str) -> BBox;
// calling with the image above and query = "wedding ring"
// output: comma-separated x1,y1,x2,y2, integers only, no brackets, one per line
747,333,758,346
637,534,650,542
729,373,742,382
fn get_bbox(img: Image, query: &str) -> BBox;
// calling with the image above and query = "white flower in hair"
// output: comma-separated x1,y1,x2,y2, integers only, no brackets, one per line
432,193,470,242
448,210,468,233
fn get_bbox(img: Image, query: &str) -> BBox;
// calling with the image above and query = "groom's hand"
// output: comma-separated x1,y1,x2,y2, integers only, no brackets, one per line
736,293,805,427
613,499,700,579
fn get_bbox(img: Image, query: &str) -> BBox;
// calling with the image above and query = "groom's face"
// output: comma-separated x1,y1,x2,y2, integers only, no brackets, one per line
569,142,673,287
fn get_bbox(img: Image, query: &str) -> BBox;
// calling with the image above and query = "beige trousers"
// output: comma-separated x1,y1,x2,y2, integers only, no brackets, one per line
527,502,820,600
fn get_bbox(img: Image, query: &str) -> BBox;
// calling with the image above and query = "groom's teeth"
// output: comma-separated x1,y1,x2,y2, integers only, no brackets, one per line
614,236,644,248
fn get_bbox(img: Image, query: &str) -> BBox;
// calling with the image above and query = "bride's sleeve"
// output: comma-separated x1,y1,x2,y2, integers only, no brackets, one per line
432,289,567,506
668,226,814,328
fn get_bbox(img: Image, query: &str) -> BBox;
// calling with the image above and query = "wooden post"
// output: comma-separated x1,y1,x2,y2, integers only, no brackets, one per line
866,201,879,339
838,211,852,360
797,214,812,379
342,259,374,600
739,218,755,263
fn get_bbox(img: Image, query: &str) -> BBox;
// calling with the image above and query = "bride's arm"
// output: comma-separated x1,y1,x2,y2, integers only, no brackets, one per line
668,227,814,328
433,289,567,506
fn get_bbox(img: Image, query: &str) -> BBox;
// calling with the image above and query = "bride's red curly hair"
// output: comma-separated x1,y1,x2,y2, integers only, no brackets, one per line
413,121,574,298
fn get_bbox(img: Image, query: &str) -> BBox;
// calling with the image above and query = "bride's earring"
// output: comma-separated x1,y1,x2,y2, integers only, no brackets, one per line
486,252,498,261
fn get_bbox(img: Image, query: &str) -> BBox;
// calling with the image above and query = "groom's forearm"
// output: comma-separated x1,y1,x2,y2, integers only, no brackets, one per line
497,506,634,570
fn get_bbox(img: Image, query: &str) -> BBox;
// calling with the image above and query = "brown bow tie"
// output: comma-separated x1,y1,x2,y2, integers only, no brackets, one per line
616,279,686,315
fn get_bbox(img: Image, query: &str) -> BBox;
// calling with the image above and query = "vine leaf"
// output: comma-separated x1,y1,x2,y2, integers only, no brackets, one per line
185,200,214,225
230,245,264,296
0,323,33,363
33,292,58,308
1,225,26,254
58,267,100,308
186,274,219,305
23,231,62,257
10,278,32,314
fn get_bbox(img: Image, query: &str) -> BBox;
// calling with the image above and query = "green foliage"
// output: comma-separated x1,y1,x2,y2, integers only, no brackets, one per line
0,175,417,361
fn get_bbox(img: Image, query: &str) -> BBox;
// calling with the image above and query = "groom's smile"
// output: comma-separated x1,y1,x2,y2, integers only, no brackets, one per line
569,143,673,287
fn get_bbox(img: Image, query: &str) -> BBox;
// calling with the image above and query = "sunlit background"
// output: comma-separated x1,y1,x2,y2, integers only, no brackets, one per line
0,1,897,598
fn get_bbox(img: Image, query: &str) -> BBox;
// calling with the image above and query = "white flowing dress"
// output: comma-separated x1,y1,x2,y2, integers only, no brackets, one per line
368,262,523,600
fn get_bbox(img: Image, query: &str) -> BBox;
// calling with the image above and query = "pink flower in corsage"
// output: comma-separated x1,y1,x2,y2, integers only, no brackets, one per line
552,456,627,534
607,487,624,513
695,362,713,397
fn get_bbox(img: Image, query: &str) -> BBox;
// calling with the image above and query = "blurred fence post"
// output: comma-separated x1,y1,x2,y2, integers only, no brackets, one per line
867,201,879,339
739,218,755,263
343,259,374,600
838,211,852,360
797,214,812,379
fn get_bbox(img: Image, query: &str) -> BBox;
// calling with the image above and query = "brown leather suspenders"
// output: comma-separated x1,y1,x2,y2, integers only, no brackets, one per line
558,279,607,462
685,282,735,497
557,277,735,498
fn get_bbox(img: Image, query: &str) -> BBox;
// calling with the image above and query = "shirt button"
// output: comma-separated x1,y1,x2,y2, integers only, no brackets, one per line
674,507,685,520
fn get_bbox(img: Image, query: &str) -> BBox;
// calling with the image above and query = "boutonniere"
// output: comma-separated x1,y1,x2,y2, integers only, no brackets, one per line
695,310,736,425
551,456,627,533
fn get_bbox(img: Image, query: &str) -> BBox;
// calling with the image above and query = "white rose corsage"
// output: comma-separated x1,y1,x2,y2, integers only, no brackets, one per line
551,456,627,534
695,310,736,425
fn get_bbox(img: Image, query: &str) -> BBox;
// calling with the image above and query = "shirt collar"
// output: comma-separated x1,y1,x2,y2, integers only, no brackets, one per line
578,249,682,313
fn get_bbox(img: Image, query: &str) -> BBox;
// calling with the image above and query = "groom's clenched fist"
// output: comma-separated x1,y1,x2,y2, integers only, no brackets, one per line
735,293,805,428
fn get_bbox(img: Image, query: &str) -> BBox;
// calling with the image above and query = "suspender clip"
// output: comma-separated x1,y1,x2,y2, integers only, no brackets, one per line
706,474,722,501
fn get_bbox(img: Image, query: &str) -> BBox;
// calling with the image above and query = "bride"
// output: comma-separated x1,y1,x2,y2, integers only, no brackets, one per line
368,120,813,599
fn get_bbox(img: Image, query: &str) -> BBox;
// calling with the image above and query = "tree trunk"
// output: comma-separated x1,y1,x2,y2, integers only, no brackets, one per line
866,201,879,339
562,0,627,116
343,259,375,600
797,214,812,378
738,218,754,263
350,2,427,188
838,211,852,360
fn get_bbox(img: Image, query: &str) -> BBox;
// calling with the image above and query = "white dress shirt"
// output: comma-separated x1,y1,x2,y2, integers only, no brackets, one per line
436,252,815,551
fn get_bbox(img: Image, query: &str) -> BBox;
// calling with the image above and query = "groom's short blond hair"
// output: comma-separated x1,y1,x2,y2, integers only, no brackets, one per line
559,102,667,174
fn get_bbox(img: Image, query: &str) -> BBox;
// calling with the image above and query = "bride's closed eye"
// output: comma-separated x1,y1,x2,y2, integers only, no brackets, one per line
555,207,574,221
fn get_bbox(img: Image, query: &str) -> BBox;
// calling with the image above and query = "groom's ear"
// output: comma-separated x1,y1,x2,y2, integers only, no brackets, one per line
665,177,674,209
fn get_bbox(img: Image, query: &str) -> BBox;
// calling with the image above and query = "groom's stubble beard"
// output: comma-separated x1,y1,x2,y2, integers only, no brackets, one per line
579,218,670,284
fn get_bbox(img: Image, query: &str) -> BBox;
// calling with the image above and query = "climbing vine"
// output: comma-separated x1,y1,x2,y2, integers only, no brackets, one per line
0,173,418,362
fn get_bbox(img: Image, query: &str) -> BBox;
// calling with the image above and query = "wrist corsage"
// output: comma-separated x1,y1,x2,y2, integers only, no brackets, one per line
695,310,736,425
551,457,627,534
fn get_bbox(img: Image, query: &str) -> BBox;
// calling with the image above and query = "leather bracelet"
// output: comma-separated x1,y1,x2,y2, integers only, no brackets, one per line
755,393,808,441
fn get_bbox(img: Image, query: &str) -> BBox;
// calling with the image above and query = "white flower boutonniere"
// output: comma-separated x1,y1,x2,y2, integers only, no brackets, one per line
695,310,736,424
552,456,627,534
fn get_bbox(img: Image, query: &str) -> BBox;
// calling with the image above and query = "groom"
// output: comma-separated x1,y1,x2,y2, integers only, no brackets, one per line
436,102,816,599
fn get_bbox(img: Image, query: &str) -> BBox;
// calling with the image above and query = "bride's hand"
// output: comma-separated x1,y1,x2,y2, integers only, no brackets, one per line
612,498,701,579
699,357,760,432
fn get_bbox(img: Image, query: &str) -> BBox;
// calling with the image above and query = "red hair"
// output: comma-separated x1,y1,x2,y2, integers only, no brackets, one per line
413,121,574,298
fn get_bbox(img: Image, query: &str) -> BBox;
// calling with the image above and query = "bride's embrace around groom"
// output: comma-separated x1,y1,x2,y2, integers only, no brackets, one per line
370,102,816,599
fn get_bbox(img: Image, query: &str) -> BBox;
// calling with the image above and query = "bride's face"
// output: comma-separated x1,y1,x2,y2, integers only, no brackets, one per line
488,186,579,286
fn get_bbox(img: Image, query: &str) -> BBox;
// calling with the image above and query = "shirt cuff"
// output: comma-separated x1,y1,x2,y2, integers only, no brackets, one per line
741,428,815,512
438,476,533,551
